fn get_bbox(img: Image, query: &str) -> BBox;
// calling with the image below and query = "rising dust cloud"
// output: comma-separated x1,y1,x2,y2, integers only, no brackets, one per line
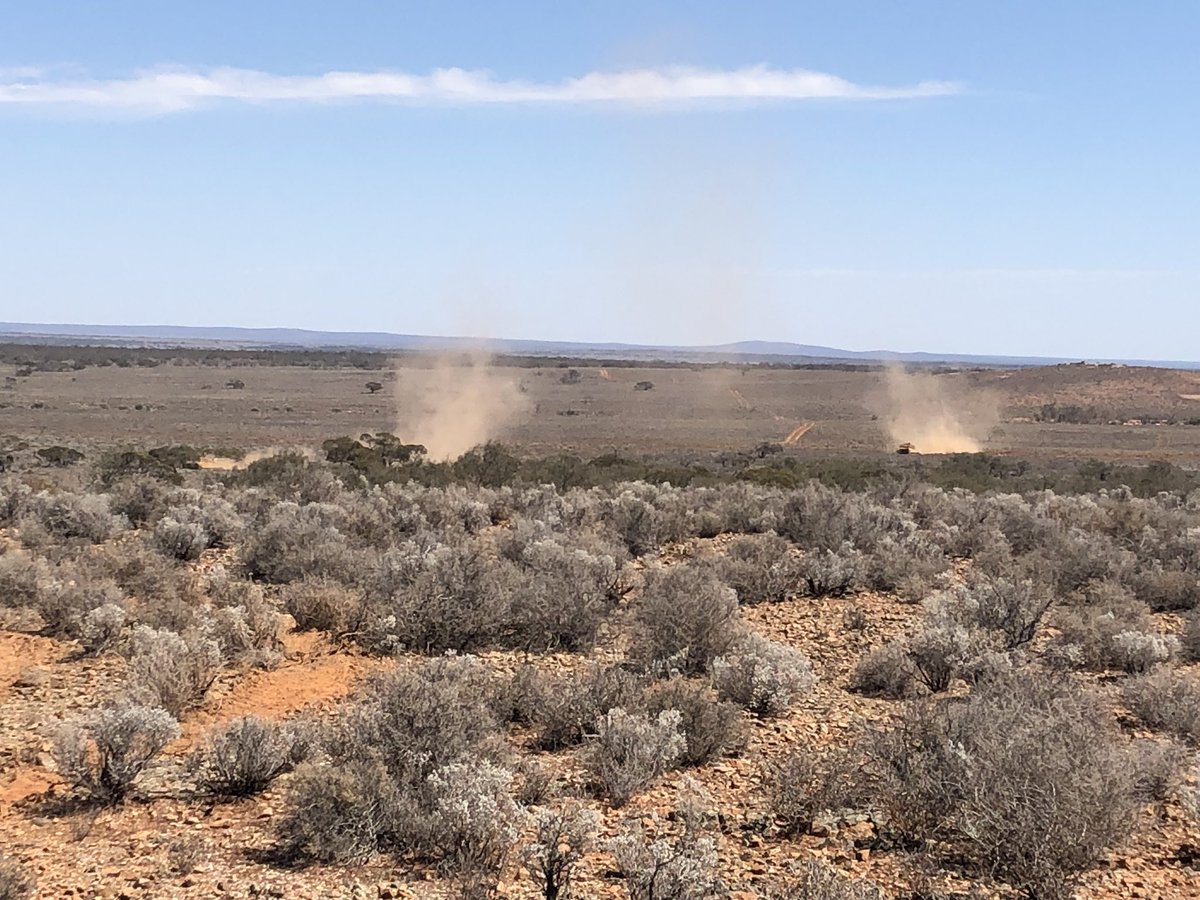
876,366,998,453
394,351,529,461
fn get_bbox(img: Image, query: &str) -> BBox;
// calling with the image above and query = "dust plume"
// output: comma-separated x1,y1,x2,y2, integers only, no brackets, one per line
197,447,318,470
875,366,998,454
393,350,529,461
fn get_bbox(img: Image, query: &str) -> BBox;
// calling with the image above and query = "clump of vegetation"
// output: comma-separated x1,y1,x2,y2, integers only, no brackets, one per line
51,702,180,803
631,564,740,675
585,708,685,807
711,632,815,717
869,673,1140,899
0,857,35,900
192,715,305,796
521,802,601,900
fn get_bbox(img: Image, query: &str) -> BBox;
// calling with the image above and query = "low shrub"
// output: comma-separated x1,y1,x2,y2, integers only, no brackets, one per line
1110,630,1179,674
646,677,745,766
762,859,884,900
279,577,365,635
1124,670,1200,744
609,812,723,900
531,665,646,751
711,632,815,717
796,543,865,598
869,673,1139,899
192,715,302,796
764,749,854,837
277,759,400,863
0,857,35,900
848,643,912,699
78,602,127,656
715,533,801,604
585,708,685,807
125,626,222,716
51,702,179,802
20,490,127,543
426,761,526,900
630,565,741,675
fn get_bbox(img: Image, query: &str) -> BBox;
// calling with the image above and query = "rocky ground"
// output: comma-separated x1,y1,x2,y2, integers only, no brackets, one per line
2,539,1199,899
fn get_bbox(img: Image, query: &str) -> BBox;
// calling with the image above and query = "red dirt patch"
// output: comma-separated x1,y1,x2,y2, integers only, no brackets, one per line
0,765,56,814
0,632,62,701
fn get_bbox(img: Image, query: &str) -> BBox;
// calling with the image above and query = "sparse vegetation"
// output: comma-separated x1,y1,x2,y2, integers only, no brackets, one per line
7,402,1200,896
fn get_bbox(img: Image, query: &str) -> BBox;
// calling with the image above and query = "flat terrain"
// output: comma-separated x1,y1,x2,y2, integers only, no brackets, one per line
3,357,1200,463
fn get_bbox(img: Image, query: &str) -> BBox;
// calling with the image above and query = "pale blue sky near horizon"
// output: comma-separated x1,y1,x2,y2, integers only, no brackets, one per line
1,2,1198,360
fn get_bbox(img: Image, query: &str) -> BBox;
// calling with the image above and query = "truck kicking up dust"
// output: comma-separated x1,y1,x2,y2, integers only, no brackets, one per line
877,366,998,454
393,351,529,461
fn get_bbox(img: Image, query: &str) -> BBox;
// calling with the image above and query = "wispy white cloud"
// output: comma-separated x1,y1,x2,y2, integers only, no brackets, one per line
0,64,961,113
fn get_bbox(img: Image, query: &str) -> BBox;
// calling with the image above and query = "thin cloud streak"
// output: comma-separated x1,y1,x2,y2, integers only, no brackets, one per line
0,64,961,113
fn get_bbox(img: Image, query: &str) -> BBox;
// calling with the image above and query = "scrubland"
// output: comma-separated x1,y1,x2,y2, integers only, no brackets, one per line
2,432,1200,900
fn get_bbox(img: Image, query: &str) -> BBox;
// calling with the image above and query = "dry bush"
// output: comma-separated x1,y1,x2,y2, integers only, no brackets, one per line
1051,586,1159,671
762,859,884,900
1183,610,1200,662
151,516,208,561
778,482,899,553
714,533,801,604
277,758,400,863
849,642,913,699
78,602,127,656
97,542,203,632
1129,739,1188,803
1132,565,1200,612
631,565,741,675
0,857,35,900
522,802,601,900
279,656,511,867
711,632,815,717
530,665,646,751
1123,670,1200,744
192,715,302,796
1110,629,1179,673
339,656,498,787
426,760,526,900
0,547,46,611
165,836,205,876
964,573,1052,649
506,539,622,651
796,543,866,598
646,677,746,766
1039,527,1134,596
359,541,510,655
125,625,222,716
606,492,671,557
240,501,355,584
206,587,284,668
585,708,685,807
765,749,857,837
279,576,365,635
34,573,125,640
106,475,172,527
870,674,1140,899
864,533,947,600
608,808,723,900
20,490,127,543
905,618,974,694
51,701,179,802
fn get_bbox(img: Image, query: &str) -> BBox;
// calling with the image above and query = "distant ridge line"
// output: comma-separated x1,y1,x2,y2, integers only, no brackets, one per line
1,322,1197,369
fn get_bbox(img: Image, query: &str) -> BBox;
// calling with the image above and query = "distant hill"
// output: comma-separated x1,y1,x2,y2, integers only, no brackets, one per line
1,322,1197,369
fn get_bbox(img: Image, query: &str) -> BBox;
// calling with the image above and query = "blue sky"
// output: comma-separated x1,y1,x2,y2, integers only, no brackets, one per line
2,1,1198,359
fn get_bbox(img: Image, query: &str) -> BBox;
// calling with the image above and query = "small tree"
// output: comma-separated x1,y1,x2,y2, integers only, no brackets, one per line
365,381,384,394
